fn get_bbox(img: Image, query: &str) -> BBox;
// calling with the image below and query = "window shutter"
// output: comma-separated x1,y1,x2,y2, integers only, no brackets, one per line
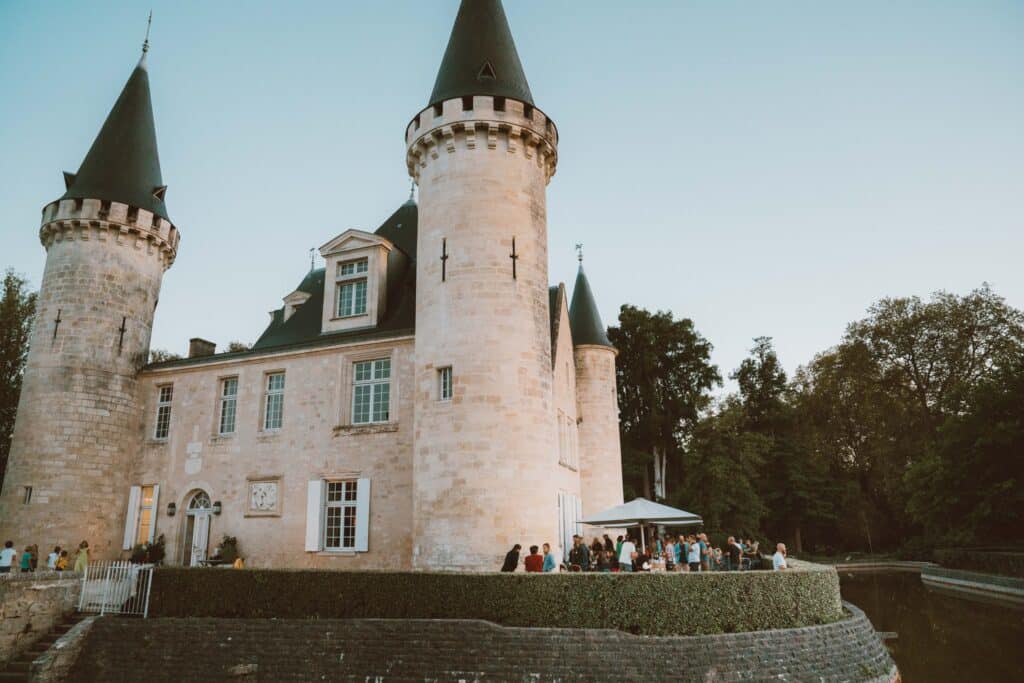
149,485,160,543
122,486,141,550
355,478,371,552
305,480,323,552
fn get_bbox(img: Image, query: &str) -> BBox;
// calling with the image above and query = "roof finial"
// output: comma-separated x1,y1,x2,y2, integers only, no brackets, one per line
142,10,152,55
575,243,584,264
309,247,316,273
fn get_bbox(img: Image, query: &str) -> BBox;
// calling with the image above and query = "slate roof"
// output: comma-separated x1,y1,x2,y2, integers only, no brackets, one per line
61,55,169,221
569,265,614,348
429,0,534,106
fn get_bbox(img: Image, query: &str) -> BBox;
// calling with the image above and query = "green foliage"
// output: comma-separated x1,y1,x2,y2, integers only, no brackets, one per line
608,305,721,500
149,349,183,363
0,270,37,489
130,534,166,564
215,535,240,563
225,341,252,353
149,562,843,635
933,550,1024,578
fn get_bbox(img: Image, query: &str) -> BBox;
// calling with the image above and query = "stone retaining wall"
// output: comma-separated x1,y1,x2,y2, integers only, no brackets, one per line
68,603,896,682
0,572,80,666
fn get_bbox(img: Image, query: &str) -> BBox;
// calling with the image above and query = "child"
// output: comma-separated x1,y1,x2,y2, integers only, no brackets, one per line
74,540,89,573
47,546,61,570
0,541,16,574
20,546,33,573
56,550,69,571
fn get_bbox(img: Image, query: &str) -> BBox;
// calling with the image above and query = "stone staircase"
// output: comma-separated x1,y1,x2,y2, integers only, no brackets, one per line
0,614,87,682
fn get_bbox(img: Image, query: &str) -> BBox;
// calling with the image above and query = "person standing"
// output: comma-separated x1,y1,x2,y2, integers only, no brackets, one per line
727,536,743,571
0,541,16,574
542,543,558,572
524,545,544,573
47,546,61,570
74,541,90,573
501,544,522,572
56,551,69,571
29,544,39,571
569,535,591,571
618,536,636,572
773,543,788,571
603,534,614,552
20,546,33,573
687,538,702,572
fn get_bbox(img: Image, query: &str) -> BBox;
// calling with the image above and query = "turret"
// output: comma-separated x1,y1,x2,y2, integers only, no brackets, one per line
570,263,624,519
407,0,560,569
0,41,179,558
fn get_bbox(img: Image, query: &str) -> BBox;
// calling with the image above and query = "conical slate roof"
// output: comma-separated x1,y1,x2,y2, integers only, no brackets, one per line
61,55,169,220
429,0,533,107
569,265,614,348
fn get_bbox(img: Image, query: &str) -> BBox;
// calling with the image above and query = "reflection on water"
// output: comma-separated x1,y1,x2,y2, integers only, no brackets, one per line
839,571,1024,682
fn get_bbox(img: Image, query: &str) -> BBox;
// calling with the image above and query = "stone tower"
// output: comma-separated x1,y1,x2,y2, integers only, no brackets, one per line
569,265,624,519
0,46,179,558
406,0,560,569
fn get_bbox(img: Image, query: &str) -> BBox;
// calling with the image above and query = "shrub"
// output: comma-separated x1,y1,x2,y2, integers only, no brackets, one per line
129,534,166,565
933,550,1024,578
215,536,239,563
149,559,843,636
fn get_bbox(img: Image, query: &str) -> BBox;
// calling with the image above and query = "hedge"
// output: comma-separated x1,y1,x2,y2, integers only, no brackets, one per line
933,550,1024,578
149,559,843,636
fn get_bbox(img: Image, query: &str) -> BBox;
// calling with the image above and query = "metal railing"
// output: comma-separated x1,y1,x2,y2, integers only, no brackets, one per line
77,561,155,618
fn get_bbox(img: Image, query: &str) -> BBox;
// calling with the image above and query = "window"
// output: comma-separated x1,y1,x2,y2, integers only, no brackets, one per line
136,485,156,544
263,373,285,430
324,481,359,550
154,385,173,440
336,259,368,318
218,377,238,435
306,478,370,553
438,366,453,401
352,359,390,424
22,486,32,505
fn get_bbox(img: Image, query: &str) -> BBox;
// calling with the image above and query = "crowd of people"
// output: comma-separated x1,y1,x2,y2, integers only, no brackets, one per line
501,533,789,573
0,539,90,574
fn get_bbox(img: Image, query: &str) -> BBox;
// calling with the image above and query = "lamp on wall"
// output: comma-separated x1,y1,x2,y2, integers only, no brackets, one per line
166,502,176,517
212,501,222,516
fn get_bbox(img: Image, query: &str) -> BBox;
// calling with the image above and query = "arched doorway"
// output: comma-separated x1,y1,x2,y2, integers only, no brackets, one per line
181,490,213,567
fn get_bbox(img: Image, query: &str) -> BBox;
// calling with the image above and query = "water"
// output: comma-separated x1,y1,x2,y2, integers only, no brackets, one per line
839,571,1024,682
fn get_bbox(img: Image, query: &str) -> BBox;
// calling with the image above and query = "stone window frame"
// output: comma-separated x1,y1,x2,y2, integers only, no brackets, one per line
261,371,286,432
351,358,391,425
438,366,453,401
245,474,283,518
323,480,360,551
153,384,174,441
319,230,393,335
217,375,239,437
337,346,400,429
335,258,369,318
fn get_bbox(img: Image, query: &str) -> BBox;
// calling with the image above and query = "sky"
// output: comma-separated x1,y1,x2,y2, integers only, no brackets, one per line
1,1,1022,393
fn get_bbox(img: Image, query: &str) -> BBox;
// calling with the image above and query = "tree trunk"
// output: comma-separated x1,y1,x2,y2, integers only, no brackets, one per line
793,525,803,554
642,461,651,500
652,446,666,500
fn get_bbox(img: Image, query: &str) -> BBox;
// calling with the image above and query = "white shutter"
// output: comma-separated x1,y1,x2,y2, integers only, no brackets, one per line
354,478,371,552
122,486,141,550
305,480,323,552
149,485,160,543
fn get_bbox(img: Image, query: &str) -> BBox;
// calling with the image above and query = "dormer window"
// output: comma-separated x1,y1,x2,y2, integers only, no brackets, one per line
318,230,394,335
336,259,369,318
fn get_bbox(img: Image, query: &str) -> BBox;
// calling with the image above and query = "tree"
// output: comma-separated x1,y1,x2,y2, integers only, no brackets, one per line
149,349,183,363
0,270,37,488
608,305,721,500
226,341,252,353
731,336,787,432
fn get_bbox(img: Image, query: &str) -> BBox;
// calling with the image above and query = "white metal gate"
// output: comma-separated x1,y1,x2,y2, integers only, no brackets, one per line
78,561,155,618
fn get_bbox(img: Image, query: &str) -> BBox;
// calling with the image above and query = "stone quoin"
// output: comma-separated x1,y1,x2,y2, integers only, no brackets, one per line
0,0,624,571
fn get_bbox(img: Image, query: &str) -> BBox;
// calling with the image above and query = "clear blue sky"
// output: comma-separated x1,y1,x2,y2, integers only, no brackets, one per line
2,1,1021,390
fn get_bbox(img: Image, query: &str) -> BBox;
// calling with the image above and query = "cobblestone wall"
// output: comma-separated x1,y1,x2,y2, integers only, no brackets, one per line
0,573,80,667
69,604,896,682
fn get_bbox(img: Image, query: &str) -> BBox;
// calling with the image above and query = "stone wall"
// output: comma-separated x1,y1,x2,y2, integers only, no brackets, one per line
0,573,80,667
68,605,897,682
0,196,175,561
134,338,416,569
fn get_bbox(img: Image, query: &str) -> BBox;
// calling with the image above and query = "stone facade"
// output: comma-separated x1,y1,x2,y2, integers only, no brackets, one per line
0,2,623,572
0,573,81,668
0,197,177,560
66,606,898,682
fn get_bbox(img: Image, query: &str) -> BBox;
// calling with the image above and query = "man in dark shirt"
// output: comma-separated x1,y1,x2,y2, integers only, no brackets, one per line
568,535,591,571
524,545,544,573
500,544,521,572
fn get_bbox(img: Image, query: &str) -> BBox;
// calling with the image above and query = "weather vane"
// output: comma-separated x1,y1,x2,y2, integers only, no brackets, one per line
142,10,152,54
575,243,583,264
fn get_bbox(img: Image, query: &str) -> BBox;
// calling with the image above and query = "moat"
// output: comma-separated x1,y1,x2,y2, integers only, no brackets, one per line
840,571,1024,682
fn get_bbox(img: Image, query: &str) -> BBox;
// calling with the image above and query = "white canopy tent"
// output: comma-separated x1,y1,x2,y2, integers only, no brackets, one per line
580,498,703,554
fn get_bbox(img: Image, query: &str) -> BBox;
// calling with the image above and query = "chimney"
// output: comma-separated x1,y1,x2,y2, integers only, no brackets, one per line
188,338,216,358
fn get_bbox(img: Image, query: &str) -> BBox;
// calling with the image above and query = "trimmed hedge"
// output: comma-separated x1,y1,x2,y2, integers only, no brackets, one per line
933,550,1024,578
149,559,843,636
